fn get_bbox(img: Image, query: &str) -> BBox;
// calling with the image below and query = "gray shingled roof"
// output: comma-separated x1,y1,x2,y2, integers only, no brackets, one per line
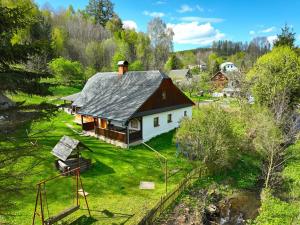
0,94,15,110
74,71,168,122
168,69,191,80
51,135,89,161
61,92,81,102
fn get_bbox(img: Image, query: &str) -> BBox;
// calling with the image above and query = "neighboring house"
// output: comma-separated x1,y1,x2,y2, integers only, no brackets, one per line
0,94,15,110
220,62,238,72
188,61,207,71
168,69,192,84
211,71,240,97
62,61,194,148
199,60,207,71
211,71,229,90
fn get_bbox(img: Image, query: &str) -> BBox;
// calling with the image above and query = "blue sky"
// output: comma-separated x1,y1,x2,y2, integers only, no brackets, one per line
35,0,300,51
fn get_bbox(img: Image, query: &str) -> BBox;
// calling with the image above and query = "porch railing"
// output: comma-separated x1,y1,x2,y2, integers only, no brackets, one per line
82,122,94,131
83,123,143,144
95,127,127,143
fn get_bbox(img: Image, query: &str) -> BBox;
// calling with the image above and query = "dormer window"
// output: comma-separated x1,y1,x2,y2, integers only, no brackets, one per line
162,91,166,100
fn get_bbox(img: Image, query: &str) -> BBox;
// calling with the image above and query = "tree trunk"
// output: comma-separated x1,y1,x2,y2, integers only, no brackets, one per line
265,147,274,188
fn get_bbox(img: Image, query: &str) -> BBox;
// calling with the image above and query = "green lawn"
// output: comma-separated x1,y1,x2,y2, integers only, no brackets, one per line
2,88,193,225
8,85,82,106
183,92,214,103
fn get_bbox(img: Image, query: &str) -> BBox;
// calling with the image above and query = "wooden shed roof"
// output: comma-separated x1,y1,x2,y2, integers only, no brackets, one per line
51,136,90,161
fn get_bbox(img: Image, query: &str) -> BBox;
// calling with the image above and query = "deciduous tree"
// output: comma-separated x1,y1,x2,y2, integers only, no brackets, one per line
147,17,173,69
175,105,238,172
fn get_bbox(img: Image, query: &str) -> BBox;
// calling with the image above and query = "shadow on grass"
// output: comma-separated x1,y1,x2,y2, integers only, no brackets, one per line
79,208,134,224
84,160,115,177
69,215,97,225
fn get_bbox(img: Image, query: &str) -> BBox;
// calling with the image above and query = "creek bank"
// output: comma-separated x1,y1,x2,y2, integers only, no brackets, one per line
155,185,261,225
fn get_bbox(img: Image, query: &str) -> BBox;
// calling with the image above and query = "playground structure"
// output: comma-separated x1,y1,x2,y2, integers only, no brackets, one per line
32,167,91,225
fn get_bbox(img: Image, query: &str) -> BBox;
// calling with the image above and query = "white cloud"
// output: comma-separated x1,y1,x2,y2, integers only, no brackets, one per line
167,22,225,45
180,16,223,23
177,4,193,13
267,35,277,44
196,5,204,12
249,30,256,35
123,20,138,30
261,26,276,33
143,10,165,17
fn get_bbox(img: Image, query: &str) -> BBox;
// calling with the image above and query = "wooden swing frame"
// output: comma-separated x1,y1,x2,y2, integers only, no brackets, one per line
32,167,91,225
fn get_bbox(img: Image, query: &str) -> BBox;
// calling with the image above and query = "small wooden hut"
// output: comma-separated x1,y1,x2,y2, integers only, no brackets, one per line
51,136,92,173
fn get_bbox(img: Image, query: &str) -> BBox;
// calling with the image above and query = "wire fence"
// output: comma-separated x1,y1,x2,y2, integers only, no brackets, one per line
127,166,204,225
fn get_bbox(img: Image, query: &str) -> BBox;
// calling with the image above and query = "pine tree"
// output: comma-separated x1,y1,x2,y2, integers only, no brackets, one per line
86,0,115,26
274,24,296,48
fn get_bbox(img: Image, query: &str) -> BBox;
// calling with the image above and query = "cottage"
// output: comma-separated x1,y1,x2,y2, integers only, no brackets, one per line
211,71,229,90
63,61,194,148
220,62,238,72
211,71,241,97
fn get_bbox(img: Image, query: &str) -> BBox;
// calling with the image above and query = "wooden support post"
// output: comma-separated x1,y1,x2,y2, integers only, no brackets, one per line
126,125,129,149
81,115,83,125
79,173,91,216
76,169,79,206
39,183,45,225
165,159,168,195
32,185,40,225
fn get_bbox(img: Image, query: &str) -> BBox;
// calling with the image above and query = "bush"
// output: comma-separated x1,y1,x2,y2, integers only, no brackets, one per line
48,57,84,84
175,105,239,172
254,188,299,225
129,60,144,71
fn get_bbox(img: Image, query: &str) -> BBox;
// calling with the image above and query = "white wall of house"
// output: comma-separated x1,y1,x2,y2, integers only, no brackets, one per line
142,106,192,141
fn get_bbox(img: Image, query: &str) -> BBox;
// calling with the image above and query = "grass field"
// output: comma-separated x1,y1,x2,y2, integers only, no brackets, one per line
2,87,194,225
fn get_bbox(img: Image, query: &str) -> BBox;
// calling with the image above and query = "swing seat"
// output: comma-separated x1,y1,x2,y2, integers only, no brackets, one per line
44,205,80,225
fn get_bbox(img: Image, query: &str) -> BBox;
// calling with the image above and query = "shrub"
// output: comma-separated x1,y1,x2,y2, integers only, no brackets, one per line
48,57,84,84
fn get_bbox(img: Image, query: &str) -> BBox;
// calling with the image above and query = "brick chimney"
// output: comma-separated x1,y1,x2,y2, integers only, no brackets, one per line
118,60,129,76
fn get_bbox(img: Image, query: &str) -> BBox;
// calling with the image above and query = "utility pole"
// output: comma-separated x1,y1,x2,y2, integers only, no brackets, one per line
143,142,168,195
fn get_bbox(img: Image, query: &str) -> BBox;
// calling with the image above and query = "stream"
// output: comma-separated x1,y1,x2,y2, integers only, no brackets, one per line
205,190,261,225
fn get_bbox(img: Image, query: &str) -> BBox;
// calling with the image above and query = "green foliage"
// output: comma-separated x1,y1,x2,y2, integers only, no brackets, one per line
105,15,122,33
198,72,212,92
48,57,84,83
207,53,223,75
85,41,103,70
51,27,67,56
274,24,296,48
175,105,239,172
282,141,300,201
179,51,196,67
254,189,299,225
190,67,200,75
164,54,183,71
0,6,51,95
84,66,96,81
247,46,300,112
111,51,126,71
129,60,143,71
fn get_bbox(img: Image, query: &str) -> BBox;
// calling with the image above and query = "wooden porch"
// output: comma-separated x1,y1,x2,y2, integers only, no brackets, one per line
82,118,143,147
